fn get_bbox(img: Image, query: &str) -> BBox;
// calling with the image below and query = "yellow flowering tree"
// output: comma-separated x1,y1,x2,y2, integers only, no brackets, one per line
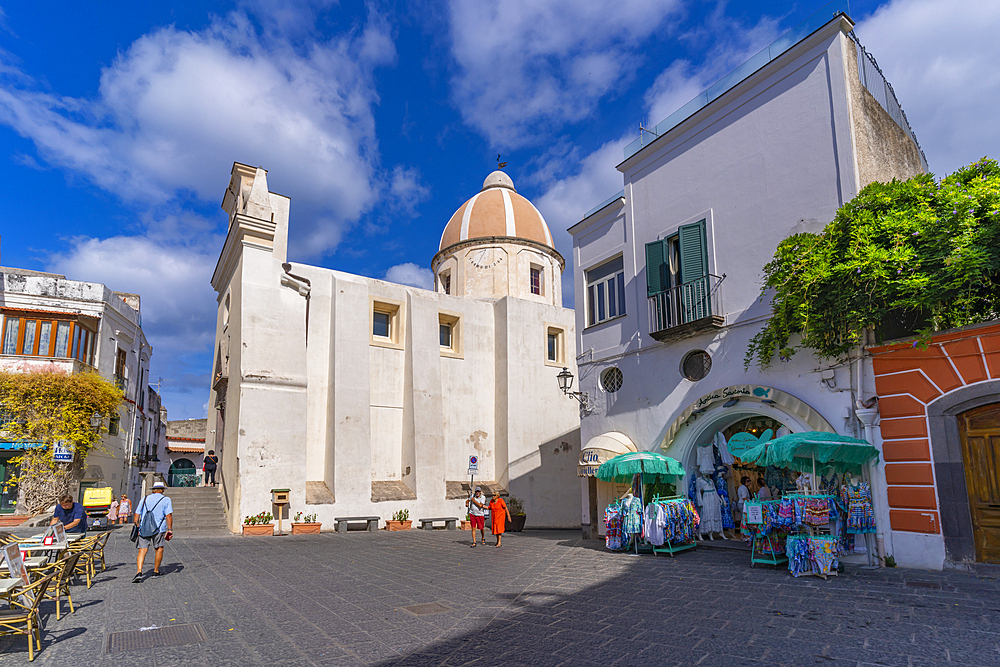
0,369,123,515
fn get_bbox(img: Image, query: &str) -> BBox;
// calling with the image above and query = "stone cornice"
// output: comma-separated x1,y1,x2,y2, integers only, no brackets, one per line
211,213,277,293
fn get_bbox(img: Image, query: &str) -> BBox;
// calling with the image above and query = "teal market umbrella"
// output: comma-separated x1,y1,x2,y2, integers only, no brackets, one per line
738,431,879,479
596,451,686,484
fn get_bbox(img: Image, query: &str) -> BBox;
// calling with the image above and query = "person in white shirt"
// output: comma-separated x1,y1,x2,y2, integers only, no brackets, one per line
756,477,772,500
465,487,487,547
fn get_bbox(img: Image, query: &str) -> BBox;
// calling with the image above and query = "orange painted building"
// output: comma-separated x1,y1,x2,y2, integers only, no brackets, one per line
870,320,1000,567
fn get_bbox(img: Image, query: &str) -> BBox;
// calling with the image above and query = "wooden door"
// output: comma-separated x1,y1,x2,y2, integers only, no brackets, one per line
958,403,1000,563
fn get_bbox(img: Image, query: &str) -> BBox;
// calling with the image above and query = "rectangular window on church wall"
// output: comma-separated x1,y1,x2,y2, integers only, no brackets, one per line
530,266,542,295
373,311,391,338
585,256,625,327
438,312,461,358
440,322,452,348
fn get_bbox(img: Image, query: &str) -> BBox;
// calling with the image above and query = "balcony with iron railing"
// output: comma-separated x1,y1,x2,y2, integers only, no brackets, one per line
647,274,725,341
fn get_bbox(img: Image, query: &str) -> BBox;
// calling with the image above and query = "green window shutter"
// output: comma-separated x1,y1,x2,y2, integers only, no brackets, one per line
645,239,667,296
678,219,707,284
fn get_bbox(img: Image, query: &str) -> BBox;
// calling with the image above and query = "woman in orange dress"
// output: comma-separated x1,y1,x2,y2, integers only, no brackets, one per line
488,495,512,547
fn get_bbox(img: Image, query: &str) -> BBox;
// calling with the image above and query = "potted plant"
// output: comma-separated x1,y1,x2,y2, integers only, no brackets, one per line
386,509,412,531
506,497,526,532
291,512,322,535
243,512,274,536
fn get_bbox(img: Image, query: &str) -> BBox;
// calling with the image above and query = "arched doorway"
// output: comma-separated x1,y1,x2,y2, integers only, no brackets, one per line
957,403,1000,563
168,458,197,487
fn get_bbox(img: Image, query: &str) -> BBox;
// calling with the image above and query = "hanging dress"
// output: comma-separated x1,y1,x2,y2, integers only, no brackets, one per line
843,482,876,534
713,467,735,530
696,476,723,533
696,444,715,474
714,432,735,465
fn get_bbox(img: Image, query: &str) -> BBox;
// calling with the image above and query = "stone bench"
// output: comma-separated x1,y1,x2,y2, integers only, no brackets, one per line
417,517,460,531
334,516,379,533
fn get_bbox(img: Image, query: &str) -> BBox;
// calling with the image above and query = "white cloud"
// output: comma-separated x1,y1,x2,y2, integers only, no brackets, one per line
446,0,684,148
384,262,434,290
47,232,221,419
0,7,395,258
531,10,781,307
855,0,1000,175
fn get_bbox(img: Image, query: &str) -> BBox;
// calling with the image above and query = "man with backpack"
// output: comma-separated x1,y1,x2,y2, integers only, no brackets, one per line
133,481,173,583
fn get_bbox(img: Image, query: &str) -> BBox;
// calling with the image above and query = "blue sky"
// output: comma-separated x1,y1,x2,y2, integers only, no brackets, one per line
1,0,997,419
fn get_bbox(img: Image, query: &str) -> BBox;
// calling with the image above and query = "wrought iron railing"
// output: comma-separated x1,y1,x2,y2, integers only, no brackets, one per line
848,31,928,172
648,274,725,334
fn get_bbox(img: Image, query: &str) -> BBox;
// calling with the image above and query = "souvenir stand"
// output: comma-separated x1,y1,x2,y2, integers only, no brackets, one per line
646,493,699,557
596,452,690,556
740,431,880,579
743,499,787,568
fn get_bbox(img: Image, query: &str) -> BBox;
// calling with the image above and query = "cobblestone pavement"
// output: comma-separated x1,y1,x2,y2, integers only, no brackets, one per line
1,528,998,666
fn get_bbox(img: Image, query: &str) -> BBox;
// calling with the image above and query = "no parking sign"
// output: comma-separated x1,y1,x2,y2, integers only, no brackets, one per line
468,455,478,476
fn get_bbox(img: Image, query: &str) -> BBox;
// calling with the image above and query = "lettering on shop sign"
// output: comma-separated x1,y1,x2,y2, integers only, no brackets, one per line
745,503,764,525
578,466,600,477
581,450,601,463
693,386,771,411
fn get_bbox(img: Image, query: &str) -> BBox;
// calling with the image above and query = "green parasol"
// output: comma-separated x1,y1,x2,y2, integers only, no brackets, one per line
596,451,686,484
738,431,879,477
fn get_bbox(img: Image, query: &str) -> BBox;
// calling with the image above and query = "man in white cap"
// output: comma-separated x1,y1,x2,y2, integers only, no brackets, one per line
133,481,173,583
465,486,487,547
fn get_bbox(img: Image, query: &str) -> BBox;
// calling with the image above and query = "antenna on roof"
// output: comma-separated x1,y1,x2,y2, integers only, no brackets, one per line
497,154,507,169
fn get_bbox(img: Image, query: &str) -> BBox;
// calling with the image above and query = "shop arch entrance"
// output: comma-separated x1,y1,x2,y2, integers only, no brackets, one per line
168,458,197,487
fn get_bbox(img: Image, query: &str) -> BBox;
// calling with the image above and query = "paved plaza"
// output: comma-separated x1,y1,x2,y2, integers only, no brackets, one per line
1,528,998,666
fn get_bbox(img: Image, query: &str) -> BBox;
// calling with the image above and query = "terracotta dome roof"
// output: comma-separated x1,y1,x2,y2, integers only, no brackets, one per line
439,171,554,252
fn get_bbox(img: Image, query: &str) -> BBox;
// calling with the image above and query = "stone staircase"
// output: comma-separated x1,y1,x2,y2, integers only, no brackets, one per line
164,487,230,535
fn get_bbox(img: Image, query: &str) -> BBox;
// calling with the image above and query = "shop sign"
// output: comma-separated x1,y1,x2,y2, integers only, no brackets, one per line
745,503,764,525
726,430,773,458
692,385,771,411
53,441,74,462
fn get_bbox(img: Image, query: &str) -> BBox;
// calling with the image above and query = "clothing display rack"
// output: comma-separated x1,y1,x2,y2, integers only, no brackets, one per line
647,494,698,557
744,500,787,568
782,492,840,578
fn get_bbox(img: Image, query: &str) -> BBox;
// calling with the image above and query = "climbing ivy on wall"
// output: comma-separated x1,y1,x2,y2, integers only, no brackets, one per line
0,369,123,514
746,157,1000,370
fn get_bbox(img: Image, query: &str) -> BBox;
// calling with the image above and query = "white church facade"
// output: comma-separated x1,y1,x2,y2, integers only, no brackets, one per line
207,164,581,532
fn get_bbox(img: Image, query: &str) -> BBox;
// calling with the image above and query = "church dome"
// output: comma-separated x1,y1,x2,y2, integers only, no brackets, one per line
439,171,554,252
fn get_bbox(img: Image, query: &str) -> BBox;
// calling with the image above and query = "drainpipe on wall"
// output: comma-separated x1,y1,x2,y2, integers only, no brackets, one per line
856,406,887,563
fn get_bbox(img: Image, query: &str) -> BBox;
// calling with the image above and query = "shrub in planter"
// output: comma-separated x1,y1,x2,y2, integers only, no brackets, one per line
291,512,322,535
386,509,412,531
505,496,526,532
243,511,274,536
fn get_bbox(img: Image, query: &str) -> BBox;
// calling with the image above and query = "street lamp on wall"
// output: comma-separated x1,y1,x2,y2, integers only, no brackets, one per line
557,368,593,414
90,412,102,433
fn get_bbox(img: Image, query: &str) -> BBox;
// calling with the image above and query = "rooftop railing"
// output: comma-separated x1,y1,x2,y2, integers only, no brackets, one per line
623,0,852,161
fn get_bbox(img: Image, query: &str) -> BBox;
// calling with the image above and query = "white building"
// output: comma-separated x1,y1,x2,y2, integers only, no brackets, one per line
164,418,207,486
569,11,930,566
208,165,580,532
0,266,153,512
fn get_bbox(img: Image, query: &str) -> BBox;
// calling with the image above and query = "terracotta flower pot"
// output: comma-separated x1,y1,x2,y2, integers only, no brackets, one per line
460,520,472,530
291,522,322,535
386,520,412,531
242,523,274,536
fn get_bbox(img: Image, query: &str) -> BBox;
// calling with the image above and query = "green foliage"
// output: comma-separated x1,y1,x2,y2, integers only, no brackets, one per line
884,554,897,568
295,511,319,523
746,158,1000,369
507,496,525,515
304,513,317,523
244,511,273,525
0,369,123,514
391,509,409,522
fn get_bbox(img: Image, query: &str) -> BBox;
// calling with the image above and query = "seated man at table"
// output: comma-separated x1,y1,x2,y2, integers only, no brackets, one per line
51,494,87,535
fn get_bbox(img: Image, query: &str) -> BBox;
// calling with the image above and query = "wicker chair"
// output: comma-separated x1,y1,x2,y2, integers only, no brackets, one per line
92,531,111,572
0,575,54,661
67,536,99,588
29,553,81,620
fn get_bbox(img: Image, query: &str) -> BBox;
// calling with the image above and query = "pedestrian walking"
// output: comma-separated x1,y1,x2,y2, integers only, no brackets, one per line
488,494,512,548
133,482,173,583
203,450,219,487
465,487,487,547
109,494,119,526
50,494,87,534
118,493,132,524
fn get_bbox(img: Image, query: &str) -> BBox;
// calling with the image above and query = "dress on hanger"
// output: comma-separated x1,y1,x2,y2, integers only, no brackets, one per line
714,466,735,529
696,476,723,533
842,481,876,534
714,432,735,465
696,444,715,474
